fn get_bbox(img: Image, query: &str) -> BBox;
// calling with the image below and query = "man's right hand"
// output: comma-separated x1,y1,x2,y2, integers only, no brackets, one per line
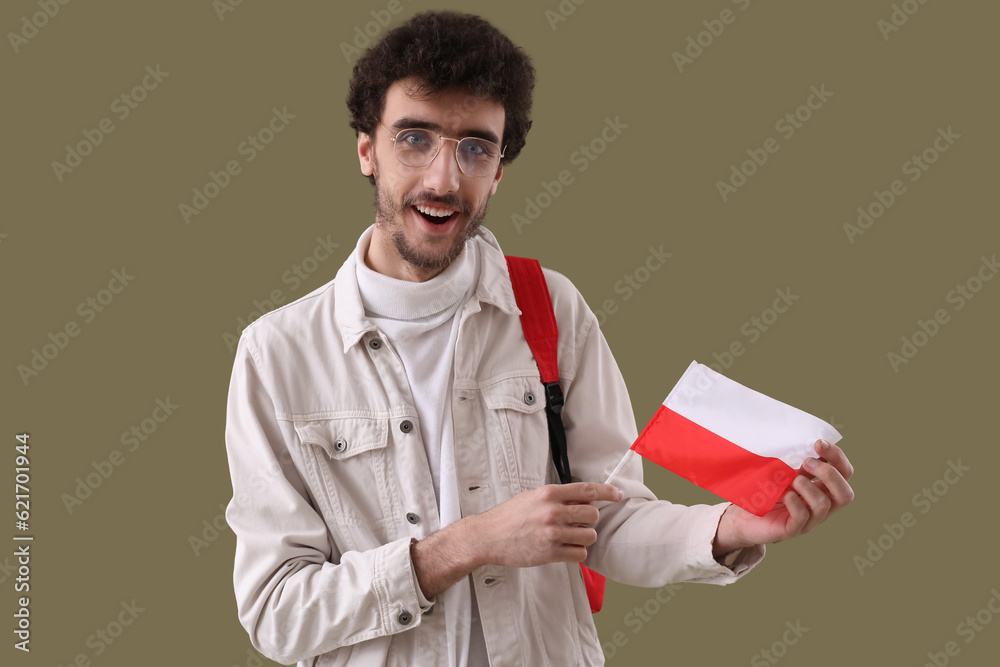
411,482,623,599
474,482,624,568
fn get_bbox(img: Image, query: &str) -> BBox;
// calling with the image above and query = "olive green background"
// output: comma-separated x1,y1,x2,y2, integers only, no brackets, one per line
3,0,998,665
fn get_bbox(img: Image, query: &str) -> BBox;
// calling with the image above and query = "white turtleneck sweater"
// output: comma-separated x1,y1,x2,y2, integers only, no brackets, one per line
354,226,489,667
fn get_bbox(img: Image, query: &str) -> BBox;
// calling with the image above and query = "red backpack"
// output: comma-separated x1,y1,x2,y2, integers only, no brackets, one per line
505,256,607,613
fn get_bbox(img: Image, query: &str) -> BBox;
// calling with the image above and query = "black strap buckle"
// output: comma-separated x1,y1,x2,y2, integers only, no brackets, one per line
542,381,571,484
543,381,564,415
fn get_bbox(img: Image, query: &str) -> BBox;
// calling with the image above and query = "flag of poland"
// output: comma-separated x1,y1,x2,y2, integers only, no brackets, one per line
627,361,842,516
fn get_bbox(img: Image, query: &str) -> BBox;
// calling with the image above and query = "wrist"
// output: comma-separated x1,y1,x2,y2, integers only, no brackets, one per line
411,515,488,599
712,504,748,558
457,512,489,570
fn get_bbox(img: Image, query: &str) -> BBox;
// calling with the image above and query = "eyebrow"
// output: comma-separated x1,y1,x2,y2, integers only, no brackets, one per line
390,117,501,146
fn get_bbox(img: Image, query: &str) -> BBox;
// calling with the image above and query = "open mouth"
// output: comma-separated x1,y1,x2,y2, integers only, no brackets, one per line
413,203,458,225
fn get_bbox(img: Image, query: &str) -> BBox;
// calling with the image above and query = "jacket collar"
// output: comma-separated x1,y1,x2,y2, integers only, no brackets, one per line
334,225,521,353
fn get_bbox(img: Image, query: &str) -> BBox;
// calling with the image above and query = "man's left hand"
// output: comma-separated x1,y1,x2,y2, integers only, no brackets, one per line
712,439,855,557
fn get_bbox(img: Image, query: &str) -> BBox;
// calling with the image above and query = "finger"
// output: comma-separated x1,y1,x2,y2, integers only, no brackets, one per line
551,482,623,503
550,505,598,529
563,503,600,527
558,525,599,548
782,489,810,535
533,526,596,561
814,439,855,482
802,457,855,512
791,475,832,533
551,543,590,563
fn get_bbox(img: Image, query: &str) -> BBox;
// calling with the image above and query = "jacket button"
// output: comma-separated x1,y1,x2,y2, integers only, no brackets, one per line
398,610,412,625
334,438,347,453
400,420,413,433
368,338,382,350
523,391,535,405
406,512,419,525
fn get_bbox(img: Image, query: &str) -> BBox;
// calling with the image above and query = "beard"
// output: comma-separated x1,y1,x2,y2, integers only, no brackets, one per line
371,161,491,274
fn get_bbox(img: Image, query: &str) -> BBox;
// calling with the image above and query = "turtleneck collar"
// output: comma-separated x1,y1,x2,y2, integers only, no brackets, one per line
354,225,479,323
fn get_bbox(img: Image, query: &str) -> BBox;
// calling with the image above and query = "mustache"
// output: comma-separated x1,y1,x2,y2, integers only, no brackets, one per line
401,192,471,216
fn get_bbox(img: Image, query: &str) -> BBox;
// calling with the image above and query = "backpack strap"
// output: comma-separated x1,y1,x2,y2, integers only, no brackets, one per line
505,255,607,613
504,256,571,485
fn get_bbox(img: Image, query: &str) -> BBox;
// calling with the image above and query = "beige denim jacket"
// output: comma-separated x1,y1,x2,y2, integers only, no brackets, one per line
224,226,764,666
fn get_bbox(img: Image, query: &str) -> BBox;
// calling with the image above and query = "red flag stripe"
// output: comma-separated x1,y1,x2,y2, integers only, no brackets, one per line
631,405,798,517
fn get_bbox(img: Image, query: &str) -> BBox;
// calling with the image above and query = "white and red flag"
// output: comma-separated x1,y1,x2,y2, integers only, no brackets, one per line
607,361,842,516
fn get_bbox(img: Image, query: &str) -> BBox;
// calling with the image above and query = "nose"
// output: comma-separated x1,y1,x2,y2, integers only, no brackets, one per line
422,138,462,194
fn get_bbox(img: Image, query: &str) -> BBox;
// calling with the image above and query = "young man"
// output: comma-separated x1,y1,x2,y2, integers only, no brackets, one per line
224,11,854,666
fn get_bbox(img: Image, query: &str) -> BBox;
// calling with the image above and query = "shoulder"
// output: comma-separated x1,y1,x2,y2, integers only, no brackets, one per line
538,265,600,380
238,278,337,356
540,266,595,326
230,275,356,413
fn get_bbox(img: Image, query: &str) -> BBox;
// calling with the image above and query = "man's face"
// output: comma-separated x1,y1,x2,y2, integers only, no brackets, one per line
358,77,506,282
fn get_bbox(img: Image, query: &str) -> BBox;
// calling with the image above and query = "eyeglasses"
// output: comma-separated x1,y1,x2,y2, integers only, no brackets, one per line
379,124,505,178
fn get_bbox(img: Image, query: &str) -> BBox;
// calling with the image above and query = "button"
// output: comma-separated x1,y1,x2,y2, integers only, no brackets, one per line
406,512,419,525
424,605,434,616
399,420,413,433
368,338,382,350
483,576,498,587
398,610,412,625
523,391,535,405
334,438,347,453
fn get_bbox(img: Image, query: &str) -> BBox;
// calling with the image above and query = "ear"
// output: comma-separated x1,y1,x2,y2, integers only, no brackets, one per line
358,132,375,177
488,163,503,196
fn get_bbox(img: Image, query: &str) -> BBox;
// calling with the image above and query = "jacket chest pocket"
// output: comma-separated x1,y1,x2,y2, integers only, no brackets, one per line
293,417,393,541
481,376,554,492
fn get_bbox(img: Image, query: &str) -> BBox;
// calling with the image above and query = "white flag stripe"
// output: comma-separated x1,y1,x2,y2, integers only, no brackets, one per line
663,361,842,469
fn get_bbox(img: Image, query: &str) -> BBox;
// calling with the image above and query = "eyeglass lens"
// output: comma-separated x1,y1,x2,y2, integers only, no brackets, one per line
393,129,501,176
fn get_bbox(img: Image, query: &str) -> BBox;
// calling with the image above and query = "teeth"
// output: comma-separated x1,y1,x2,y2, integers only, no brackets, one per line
415,204,456,218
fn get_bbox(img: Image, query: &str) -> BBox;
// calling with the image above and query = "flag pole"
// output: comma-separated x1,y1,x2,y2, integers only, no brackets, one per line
603,448,634,486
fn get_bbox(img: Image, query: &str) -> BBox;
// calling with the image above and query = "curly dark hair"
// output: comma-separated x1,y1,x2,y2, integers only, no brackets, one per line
347,11,535,184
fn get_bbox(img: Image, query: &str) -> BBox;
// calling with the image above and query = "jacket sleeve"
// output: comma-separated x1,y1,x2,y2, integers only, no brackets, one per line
548,271,765,588
224,334,429,665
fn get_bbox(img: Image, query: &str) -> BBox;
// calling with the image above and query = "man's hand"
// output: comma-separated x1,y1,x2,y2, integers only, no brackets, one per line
411,482,622,598
475,482,624,568
712,439,855,557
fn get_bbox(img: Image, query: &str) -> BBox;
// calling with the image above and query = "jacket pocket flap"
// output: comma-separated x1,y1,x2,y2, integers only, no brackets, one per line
293,417,388,460
481,376,546,414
